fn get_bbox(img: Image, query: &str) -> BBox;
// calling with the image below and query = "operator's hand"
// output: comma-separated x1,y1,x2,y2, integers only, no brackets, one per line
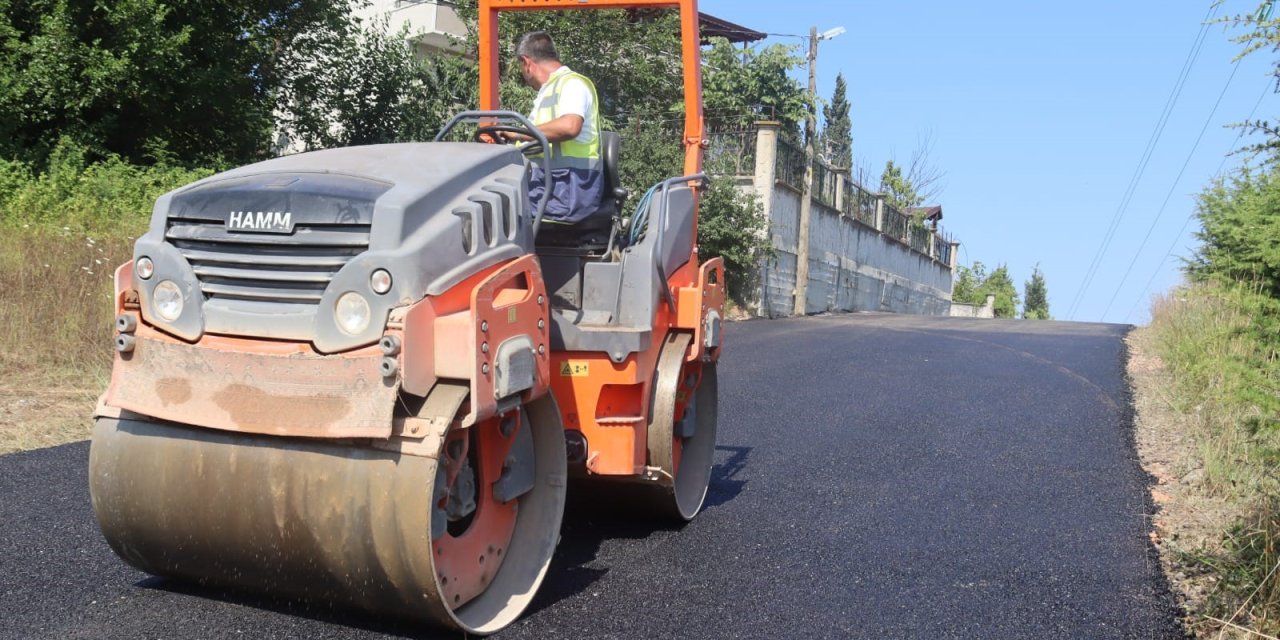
500,130,534,143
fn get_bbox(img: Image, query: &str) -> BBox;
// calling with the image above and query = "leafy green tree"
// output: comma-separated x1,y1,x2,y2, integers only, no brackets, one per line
1221,3,1280,158
1023,264,1051,319
984,264,1020,318
0,0,356,168
880,159,921,211
952,260,1019,318
819,73,852,169
953,261,987,304
698,180,770,304
1189,165,1280,297
278,16,477,150
701,38,809,136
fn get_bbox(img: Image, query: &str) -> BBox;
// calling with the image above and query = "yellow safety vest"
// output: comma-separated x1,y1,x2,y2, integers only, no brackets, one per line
531,70,602,172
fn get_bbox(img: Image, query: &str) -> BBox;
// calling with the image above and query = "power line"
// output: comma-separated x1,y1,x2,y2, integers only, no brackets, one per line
1122,79,1272,323
1098,46,1248,322
1065,4,1218,320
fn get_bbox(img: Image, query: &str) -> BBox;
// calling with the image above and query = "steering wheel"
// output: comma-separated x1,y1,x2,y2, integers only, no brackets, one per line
437,110,551,236
473,124,543,155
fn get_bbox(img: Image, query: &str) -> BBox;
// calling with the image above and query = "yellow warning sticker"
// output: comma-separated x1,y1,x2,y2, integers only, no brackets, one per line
559,361,589,377
507,307,517,324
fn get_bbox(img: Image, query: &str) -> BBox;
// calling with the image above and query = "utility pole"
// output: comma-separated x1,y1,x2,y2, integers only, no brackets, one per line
792,26,819,317
792,25,843,316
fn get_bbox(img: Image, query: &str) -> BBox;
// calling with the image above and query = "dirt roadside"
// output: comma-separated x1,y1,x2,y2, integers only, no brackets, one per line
0,388,96,455
1129,326,1242,637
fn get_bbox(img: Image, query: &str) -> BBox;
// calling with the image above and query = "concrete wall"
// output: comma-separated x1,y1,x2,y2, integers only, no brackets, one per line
949,294,996,318
739,123,957,318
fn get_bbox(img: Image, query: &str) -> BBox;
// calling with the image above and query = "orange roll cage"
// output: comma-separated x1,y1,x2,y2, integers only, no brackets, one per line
476,0,705,179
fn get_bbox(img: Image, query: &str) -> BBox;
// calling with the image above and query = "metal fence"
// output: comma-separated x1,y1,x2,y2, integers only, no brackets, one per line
842,180,878,228
908,224,932,255
775,136,807,191
812,161,838,208
704,118,758,177
933,230,954,266
880,206,908,241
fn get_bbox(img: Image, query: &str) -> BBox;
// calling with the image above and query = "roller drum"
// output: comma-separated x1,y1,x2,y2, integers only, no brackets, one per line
89,398,566,635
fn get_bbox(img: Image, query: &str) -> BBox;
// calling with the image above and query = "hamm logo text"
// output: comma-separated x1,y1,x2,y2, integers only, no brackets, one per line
227,211,294,233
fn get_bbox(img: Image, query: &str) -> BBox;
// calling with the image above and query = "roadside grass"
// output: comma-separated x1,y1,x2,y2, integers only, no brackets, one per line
0,227,138,453
0,150,205,454
1140,283,1280,636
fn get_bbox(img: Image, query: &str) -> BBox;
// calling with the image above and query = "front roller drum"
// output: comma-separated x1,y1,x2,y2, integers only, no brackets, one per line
643,332,719,520
88,396,566,636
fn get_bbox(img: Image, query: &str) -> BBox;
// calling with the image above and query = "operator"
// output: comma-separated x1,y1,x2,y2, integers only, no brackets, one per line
506,31,605,228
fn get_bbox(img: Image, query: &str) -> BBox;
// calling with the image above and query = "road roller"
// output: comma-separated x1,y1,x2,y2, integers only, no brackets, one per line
88,0,723,634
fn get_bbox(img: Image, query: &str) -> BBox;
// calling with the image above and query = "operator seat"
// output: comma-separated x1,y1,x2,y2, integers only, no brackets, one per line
535,131,628,251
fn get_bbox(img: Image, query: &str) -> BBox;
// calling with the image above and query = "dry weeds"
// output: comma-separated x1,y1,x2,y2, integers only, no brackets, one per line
0,226,131,453
1132,287,1280,638
1131,325,1237,636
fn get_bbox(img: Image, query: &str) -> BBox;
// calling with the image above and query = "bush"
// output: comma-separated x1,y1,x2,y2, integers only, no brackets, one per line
0,140,213,232
1190,166,1280,298
697,179,770,306
1150,283,1280,633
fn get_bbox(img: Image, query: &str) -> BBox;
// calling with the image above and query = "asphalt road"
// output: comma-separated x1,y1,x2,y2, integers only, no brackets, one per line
0,313,1181,639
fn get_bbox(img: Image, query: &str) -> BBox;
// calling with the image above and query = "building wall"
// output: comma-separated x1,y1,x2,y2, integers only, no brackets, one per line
358,0,466,55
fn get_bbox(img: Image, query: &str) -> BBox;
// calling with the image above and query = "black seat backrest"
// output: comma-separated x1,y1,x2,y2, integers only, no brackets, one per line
600,131,627,204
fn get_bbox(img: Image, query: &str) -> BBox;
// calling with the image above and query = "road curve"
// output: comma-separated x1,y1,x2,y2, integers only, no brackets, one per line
0,313,1181,639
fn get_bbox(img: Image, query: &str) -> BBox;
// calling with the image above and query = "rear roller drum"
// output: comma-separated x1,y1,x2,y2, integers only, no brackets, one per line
644,332,719,520
88,396,566,636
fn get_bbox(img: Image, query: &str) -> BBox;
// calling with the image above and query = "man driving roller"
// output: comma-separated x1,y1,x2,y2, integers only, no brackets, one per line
508,31,604,227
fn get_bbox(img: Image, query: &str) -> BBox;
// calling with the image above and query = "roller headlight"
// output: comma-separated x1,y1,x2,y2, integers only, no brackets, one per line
135,256,155,280
370,269,393,295
335,292,372,335
152,280,184,321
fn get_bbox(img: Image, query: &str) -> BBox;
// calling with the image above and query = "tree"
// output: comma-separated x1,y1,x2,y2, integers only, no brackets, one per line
952,260,1020,318
953,261,988,304
1023,264,1051,319
880,160,920,210
0,0,356,168
819,72,852,170
698,180,770,304
277,16,477,150
1221,3,1280,159
877,131,946,211
1188,165,1280,297
984,264,1020,318
701,38,809,136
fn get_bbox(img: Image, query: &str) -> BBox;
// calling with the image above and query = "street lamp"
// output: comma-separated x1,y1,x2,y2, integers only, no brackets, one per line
793,24,844,317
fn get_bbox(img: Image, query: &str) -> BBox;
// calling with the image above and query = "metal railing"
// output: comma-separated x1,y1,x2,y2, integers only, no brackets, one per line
775,136,807,191
842,180,878,228
812,161,837,208
704,119,758,177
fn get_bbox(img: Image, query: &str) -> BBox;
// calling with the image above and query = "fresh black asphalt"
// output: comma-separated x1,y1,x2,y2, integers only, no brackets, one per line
0,313,1182,639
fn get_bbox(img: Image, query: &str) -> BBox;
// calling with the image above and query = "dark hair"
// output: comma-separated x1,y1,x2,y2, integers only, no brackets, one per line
516,31,559,62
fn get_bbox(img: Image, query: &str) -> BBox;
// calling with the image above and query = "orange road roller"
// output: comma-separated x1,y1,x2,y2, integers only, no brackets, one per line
88,0,723,634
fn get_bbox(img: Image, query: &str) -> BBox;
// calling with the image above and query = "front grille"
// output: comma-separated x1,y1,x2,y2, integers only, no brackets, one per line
167,216,370,304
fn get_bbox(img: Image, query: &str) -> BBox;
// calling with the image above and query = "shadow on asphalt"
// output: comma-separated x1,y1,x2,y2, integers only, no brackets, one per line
135,448,752,638
705,445,750,509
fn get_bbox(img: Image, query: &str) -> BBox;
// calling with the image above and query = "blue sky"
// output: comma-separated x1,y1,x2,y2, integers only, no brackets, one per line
699,0,1276,324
